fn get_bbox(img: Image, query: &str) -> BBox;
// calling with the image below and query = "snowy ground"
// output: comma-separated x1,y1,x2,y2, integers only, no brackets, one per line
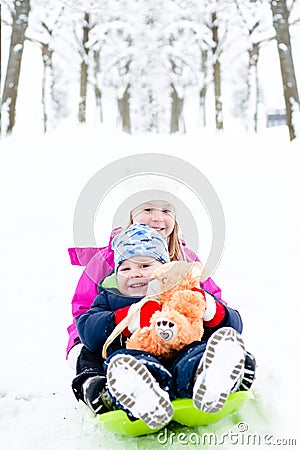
1,125,299,449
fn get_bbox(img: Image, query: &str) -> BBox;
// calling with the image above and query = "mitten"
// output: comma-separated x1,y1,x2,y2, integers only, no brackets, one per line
203,292,226,327
191,287,225,327
114,300,162,337
203,292,216,321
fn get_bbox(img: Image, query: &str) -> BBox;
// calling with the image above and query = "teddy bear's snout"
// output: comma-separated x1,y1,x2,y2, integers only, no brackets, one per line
155,318,178,342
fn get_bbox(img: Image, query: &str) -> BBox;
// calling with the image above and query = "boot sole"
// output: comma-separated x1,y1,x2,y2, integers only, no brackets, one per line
107,354,174,429
193,327,245,413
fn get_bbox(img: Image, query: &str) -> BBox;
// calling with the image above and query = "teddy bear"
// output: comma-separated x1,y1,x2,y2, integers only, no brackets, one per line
125,261,207,359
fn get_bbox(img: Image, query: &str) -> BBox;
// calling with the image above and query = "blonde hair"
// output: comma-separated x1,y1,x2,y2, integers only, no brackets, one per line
129,214,184,262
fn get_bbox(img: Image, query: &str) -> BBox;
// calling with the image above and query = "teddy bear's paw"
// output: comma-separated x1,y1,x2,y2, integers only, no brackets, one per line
155,318,178,342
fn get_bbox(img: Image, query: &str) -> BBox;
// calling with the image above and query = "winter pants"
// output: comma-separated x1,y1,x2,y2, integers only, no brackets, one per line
72,342,256,405
104,340,207,401
72,346,105,401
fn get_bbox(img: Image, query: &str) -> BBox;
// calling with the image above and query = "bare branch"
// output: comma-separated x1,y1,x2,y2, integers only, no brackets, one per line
1,17,12,27
288,0,297,14
289,16,300,26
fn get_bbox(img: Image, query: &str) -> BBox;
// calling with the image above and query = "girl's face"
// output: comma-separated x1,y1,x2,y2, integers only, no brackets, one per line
117,256,163,297
131,201,175,238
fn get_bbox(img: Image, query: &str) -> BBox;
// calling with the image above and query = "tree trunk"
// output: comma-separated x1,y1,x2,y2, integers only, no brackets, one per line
117,84,131,133
270,0,300,141
2,0,31,134
211,11,223,131
199,49,208,128
41,43,53,133
78,12,90,123
93,50,103,123
247,42,260,132
170,83,185,133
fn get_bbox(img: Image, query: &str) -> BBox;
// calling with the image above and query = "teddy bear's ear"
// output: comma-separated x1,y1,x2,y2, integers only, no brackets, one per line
151,262,173,278
147,278,162,297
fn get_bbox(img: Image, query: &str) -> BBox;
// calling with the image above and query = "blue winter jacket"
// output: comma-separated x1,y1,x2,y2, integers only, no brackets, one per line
76,285,243,357
76,285,142,356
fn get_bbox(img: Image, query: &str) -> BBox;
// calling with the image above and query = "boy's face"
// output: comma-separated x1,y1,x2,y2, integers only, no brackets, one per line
117,256,163,297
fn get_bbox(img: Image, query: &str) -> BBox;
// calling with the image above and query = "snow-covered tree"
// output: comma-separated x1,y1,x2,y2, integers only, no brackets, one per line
232,0,274,132
165,2,205,132
85,0,214,133
25,1,68,132
2,0,31,135
198,0,237,131
91,1,134,132
77,12,91,123
270,0,300,140
2,0,299,135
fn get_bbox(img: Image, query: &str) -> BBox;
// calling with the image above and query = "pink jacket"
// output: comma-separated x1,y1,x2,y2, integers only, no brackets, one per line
66,229,223,358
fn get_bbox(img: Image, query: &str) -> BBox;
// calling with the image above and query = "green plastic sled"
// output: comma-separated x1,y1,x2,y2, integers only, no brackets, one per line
99,390,254,436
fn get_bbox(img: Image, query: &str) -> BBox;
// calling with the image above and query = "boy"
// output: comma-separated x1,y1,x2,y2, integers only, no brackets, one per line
72,223,171,413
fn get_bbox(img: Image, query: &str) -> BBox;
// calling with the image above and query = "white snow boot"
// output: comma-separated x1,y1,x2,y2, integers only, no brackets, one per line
193,327,246,413
106,354,174,429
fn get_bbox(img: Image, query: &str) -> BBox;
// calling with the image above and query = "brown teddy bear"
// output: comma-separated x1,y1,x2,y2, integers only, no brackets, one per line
125,261,207,359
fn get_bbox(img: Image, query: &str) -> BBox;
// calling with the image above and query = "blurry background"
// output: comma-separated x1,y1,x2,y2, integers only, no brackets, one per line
1,0,300,140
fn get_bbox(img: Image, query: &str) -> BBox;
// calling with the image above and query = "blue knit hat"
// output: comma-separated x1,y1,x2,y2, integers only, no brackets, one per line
112,223,170,271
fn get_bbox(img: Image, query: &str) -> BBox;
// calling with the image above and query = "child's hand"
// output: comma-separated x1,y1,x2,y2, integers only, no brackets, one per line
127,303,140,333
115,301,162,336
203,293,217,321
203,293,226,327
128,300,162,332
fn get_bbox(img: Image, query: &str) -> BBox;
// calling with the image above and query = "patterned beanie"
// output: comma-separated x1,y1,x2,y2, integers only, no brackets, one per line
112,223,170,271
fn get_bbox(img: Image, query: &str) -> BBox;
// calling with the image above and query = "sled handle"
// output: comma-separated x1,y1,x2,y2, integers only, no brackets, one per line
102,296,150,359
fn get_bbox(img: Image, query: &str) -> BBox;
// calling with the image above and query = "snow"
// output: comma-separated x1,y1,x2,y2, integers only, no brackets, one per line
1,125,300,449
